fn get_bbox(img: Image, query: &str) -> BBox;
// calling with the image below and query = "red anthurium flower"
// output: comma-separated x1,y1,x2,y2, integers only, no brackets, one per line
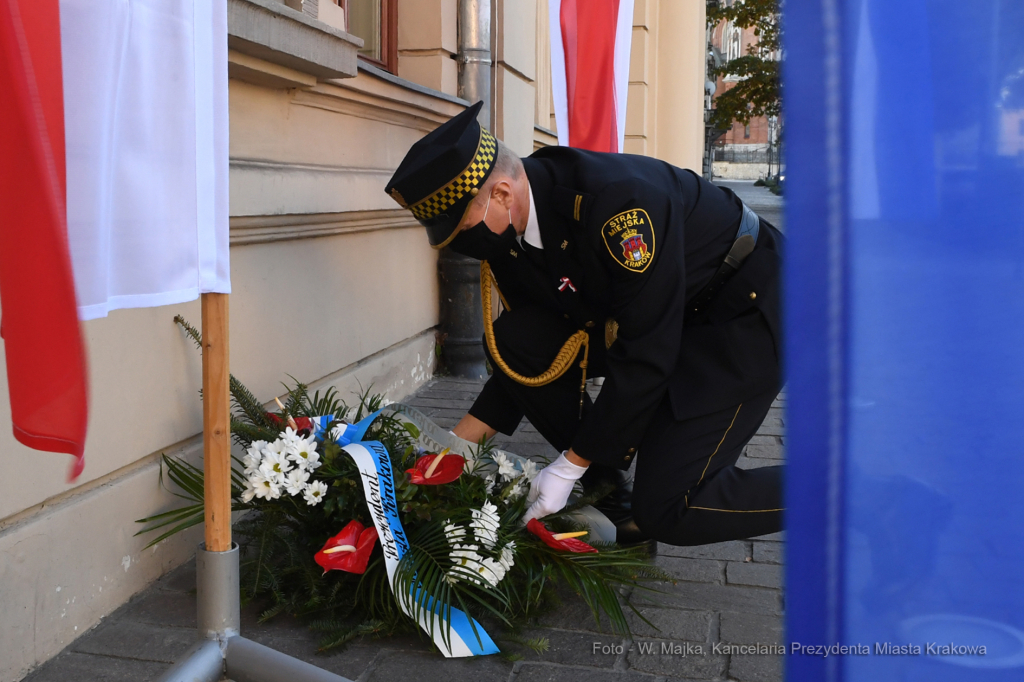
314,520,379,574
405,449,465,485
527,519,598,553
265,413,313,436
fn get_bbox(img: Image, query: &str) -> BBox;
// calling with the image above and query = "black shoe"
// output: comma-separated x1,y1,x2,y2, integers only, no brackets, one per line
581,464,654,550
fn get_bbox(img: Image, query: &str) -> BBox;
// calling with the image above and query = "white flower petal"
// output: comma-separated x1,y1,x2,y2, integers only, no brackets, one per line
303,480,328,506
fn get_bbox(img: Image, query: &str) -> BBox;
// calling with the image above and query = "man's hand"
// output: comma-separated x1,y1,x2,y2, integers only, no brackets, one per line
522,450,590,524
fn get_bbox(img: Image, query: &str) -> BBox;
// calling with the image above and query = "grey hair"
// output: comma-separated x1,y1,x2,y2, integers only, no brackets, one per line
470,139,523,212
491,138,524,180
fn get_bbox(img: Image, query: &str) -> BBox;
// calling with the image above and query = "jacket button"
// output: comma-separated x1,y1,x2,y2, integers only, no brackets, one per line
749,291,757,300
623,455,632,462
564,314,570,320
585,320,595,328
627,447,636,454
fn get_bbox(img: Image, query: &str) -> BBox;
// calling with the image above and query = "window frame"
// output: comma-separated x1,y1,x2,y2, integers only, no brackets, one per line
343,0,398,75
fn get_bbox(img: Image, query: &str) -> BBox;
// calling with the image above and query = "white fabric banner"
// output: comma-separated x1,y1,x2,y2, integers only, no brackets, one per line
59,0,230,321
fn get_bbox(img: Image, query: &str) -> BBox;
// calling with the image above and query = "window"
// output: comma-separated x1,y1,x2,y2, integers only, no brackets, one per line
332,0,397,74
744,124,751,139
727,25,742,62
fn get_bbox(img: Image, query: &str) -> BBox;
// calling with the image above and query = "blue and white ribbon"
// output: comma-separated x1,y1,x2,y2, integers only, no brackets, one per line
310,411,499,657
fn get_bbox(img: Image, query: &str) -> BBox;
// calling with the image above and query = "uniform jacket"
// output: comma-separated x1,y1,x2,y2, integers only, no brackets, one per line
486,146,782,469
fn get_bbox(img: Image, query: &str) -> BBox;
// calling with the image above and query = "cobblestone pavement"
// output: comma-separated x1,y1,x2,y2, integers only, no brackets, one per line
22,375,785,682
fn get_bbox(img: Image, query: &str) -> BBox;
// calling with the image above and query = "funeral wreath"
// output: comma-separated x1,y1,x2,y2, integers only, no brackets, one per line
137,317,664,656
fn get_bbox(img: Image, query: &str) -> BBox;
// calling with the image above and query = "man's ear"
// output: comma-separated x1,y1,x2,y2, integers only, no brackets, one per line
491,180,514,208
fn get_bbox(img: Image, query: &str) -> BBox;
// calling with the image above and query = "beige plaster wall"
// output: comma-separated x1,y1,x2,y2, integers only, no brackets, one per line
494,0,538,157
625,0,656,155
397,0,458,96
653,0,706,171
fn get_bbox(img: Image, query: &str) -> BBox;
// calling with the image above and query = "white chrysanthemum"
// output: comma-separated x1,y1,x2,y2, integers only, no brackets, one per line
444,520,467,546
303,480,328,506
264,437,287,455
241,479,259,503
499,541,516,573
493,452,517,480
251,472,281,501
287,437,320,471
284,468,311,496
242,448,262,475
521,459,541,481
279,426,303,446
447,544,485,584
470,501,501,549
480,556,506,586
507,478,526,499
243,438,268,471
259,450,291,483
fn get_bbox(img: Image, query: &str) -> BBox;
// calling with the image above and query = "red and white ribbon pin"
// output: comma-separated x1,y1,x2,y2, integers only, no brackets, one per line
558,277,577,292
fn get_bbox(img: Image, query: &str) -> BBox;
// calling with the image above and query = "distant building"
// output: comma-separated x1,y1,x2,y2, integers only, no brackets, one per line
706,1,781,180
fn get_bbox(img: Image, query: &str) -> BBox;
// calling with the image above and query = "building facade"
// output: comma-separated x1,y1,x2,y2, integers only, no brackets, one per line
707,8,781,180
0,1,706,678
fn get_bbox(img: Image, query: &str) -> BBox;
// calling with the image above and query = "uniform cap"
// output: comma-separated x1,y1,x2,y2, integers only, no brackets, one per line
384,101,498,248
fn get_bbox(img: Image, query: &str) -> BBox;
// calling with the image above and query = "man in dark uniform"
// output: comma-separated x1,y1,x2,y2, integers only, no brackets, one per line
385,102,783,546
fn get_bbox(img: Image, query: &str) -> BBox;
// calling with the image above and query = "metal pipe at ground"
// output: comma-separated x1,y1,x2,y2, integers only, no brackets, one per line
151,639,224,682
196,543,240,639
154,542,354,682
225,637,354,682
439,0,494,379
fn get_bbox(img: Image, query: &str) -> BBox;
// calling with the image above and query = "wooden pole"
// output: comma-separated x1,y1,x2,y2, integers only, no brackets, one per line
202,293,232,552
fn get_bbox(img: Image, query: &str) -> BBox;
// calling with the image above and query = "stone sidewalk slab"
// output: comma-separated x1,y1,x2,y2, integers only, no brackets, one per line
21,377,786,682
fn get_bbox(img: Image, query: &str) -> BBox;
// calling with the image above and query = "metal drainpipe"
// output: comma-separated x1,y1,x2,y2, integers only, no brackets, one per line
438,0,493,379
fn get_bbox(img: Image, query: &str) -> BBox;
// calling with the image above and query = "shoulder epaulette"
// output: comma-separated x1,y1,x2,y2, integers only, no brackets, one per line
551,185,591,225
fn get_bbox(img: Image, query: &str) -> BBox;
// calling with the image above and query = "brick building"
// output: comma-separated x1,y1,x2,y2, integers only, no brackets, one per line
707,3,781,180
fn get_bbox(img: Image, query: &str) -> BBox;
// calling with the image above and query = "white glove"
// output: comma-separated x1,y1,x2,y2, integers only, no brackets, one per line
522,452,588,524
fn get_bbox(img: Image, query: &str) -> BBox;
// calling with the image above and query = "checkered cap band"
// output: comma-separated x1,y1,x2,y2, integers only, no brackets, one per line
410,129,497,221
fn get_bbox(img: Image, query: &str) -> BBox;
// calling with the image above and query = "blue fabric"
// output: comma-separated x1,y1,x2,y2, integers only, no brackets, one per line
785,1,1024,680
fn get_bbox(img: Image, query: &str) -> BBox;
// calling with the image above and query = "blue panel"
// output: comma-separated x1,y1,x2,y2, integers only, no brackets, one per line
785,1,1024,681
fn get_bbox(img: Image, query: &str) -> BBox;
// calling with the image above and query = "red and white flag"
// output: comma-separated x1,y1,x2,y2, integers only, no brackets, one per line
549,0,634,153
0,0,88,477
0,0,229,479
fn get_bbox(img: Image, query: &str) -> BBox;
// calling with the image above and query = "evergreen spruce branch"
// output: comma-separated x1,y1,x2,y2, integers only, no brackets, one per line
174,316,277,430
231,375,275,428
231,417,278,448
173,315,203,350
259,601,289,623
283,376,312,417
499,634,550,654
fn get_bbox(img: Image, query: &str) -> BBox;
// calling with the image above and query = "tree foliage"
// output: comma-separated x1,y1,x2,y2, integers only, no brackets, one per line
708,0,781,129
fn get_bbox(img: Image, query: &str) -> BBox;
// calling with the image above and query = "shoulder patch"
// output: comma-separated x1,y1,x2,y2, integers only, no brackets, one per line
601,209,655,272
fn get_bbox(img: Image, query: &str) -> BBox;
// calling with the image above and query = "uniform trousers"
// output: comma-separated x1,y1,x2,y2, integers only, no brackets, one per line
468,305,784,546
